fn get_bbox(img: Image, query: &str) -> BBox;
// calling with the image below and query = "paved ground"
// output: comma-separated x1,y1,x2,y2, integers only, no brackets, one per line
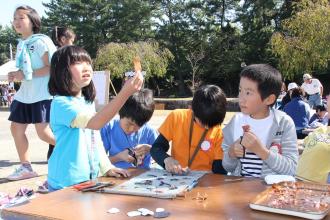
0,108,234,195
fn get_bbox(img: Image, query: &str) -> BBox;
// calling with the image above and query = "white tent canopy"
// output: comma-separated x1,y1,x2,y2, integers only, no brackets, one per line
0,60,17,81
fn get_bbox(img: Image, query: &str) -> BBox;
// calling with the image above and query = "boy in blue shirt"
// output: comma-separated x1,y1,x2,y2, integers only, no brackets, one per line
101,88,158,169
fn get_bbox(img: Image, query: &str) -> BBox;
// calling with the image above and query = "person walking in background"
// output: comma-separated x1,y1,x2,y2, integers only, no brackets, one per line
301,73,323,109
47,26,76,159
51,26,75,48
7,5,57,181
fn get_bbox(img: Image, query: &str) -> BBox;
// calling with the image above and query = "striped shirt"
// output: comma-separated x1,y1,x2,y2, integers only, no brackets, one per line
239,112,273,177
240,151,262,177
222,109,299,178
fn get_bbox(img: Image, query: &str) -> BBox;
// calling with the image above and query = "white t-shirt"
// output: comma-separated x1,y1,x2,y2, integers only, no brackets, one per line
301,79,322,95
234,111,274,177
14,36,56,103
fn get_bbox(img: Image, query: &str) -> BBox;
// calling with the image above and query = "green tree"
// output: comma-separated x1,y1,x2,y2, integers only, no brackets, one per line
237,0,283,65
94,41,173,82
201,24,245,96
154,0,192,95
155,0,240,96
43,0,156,57
0,26,18,65
271,0,330,79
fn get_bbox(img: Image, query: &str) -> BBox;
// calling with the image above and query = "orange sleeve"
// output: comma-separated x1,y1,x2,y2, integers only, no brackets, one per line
158,111,175,142
213,130,224,160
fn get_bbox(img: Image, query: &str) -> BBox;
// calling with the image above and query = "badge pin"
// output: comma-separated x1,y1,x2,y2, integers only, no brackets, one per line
201,140,211,151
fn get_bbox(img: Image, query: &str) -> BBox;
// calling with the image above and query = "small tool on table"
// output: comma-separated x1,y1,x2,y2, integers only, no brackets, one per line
73,181,114,192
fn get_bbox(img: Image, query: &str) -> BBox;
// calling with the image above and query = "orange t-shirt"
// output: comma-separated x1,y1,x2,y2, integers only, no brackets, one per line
158,109,223,171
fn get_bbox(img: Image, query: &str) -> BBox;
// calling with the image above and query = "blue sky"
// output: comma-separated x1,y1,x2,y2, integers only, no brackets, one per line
0,0,50,27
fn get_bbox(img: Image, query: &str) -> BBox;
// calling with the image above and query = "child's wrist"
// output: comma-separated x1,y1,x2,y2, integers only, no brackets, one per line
228,146,236,158
118,89,131,98
259,148,270,160
164,156,172,164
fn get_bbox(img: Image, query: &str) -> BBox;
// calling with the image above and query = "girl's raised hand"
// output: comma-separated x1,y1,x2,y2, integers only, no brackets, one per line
122,71,144,95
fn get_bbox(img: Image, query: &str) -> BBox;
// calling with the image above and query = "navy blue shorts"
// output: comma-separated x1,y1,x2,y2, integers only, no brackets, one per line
8,100,52,124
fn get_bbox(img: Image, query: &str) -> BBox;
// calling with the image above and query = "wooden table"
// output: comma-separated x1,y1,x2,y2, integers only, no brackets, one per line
2,170,329,220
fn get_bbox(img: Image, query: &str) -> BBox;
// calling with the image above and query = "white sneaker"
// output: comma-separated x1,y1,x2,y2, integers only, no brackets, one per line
6,165,38,181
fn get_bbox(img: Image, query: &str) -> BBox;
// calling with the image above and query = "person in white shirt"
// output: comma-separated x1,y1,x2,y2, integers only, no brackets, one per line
301,73,323,109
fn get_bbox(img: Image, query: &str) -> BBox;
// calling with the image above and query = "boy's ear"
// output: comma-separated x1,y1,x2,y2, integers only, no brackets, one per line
265,94,277,105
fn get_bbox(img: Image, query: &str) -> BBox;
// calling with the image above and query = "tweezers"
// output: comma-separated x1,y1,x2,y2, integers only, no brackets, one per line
239,136,246,158
81,182,114,192
127,148,138,166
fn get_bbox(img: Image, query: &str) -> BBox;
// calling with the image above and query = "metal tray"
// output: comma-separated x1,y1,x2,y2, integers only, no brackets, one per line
250,181,330,220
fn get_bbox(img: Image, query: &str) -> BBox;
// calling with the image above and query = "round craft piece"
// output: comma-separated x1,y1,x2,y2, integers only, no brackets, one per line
127,210,142,217
201,140,211,151
107,208,120,214
156,208,165,212
154,211,170,218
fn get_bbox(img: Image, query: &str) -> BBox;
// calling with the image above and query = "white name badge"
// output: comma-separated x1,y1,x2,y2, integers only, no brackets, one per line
201,140,211,151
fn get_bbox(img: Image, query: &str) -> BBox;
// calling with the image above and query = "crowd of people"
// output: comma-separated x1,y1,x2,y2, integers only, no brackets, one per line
4,4,329,193
0,84,15,107
278,74,327,139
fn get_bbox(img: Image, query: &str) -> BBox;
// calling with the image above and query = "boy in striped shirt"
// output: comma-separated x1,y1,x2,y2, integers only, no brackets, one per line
221,64,298,178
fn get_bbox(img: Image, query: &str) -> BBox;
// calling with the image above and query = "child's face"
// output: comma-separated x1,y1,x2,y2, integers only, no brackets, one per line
13,10,33,37
60,36,75,47
70,61,93,93
120,118,140,135
238,77,272,119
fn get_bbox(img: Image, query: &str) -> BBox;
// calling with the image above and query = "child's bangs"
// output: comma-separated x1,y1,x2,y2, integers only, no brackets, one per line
69,47,92,65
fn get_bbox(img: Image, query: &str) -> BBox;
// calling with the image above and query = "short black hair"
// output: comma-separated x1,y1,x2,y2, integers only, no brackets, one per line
48,45,96,102
119,88,155,127
315,103,327,112
240,64,282,106
51,26,76,47
15,5,41,33
290,87,303,99
192,85,227,128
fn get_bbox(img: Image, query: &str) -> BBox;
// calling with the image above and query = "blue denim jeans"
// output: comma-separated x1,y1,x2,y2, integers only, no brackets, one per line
308,93,321,109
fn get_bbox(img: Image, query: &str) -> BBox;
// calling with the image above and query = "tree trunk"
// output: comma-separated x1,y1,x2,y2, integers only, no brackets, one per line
221,0,226,29
166,0,185,96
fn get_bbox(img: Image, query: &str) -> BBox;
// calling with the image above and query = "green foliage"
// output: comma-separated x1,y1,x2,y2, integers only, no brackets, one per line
201,25,245,96
94,41,173,81
0,26,18,65
42,0,157,57
237,0,282,65
155,0,241,95
271,0,330,79
37,0,330,96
